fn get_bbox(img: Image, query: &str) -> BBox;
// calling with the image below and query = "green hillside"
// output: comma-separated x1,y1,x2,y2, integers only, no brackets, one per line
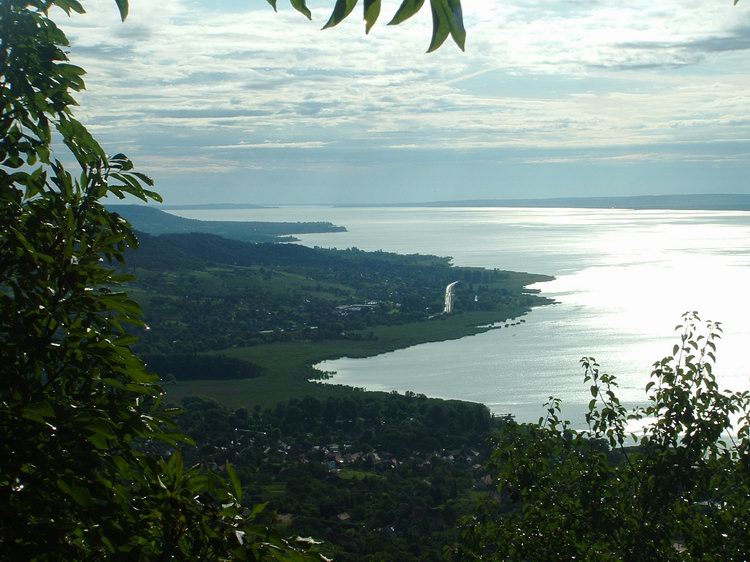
108,204,346,243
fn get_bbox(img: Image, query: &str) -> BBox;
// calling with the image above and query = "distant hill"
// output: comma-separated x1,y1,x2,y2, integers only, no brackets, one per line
126,231,335,269
159,203,271,210
126,231,452,271
373,194,750,211
107,205,345,243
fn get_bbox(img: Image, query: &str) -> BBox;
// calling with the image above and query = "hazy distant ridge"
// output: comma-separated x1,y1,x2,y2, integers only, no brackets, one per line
108,205,345,243
378,194,750,211
159,203,271,210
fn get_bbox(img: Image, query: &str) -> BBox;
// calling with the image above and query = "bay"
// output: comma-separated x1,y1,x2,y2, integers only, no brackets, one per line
170,206,750,425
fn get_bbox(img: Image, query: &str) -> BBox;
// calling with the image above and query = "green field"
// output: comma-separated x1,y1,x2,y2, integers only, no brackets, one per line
164,308,540,408
336,469,386,482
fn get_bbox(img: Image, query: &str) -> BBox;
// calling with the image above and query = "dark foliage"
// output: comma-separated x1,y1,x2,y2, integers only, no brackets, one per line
110,204,345,243
455,313,750,561
177,392,503,561
0,2,319,559
143,353,264,381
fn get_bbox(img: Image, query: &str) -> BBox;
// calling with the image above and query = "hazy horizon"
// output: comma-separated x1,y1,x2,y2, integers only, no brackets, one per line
148,192,750,208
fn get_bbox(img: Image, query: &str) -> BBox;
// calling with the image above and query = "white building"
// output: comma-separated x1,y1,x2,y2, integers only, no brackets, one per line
444,281,460,314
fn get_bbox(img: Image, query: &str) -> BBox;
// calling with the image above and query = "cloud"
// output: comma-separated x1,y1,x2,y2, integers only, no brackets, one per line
207,141,331,149
53,0,750,201
133,154,246,174
619,23,750,55
519,150,750,165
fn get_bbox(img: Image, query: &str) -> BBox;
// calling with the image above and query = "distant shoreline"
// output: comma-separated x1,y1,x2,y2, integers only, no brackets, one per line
166,298,556,410
157,194,750,213
159,203,276,210
108,204,346,244
334,194,750,212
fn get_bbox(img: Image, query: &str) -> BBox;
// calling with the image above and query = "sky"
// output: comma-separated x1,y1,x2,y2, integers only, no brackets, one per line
59,0,750,205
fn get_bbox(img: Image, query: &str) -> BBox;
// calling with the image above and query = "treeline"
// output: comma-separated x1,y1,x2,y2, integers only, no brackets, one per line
125,231,453,271
141,353,263,380
109,204,345,243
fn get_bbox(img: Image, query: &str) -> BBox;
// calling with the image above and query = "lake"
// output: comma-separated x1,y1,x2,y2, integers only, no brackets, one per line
170,206,750,425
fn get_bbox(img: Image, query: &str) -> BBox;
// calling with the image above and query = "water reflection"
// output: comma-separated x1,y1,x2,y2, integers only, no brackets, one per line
173,207,750,425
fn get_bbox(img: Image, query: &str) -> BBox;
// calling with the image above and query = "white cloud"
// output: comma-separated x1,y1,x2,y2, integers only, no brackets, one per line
518,150,750,165
55,0,750,196
207,141,331,149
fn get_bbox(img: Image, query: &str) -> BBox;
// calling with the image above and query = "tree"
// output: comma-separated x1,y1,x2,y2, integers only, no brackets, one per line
0,0,313,558
0,0,462,558
455,312,750,561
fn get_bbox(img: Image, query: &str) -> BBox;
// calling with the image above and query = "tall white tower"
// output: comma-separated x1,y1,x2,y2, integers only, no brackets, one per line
444,281,459,314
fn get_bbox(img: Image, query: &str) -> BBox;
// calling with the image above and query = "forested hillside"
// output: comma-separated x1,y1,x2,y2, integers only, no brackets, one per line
109,204,345,243
125,231,552,406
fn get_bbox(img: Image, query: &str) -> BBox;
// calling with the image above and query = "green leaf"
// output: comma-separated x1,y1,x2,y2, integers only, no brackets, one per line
388,0,424,25
57,479,92,507
427,0,451,53
86,421,116,441
52,0,86,16
388,0,425,25
143,189,162,203
323,0,358,29
88,433,109,450
57,116,106,166
114,334,139,346
248,501,268,520
290,0,312,19
101,536,115,554
226,461,242,503
160,431,195,447
446,0,465,50
20,402,55,423
266,0,278,10
364,0,381,33
115,0,129,21
132,171,155,186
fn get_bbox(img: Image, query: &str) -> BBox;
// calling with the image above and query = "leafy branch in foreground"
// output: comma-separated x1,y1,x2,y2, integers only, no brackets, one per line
266,0,466,52
0,1,318,559
454,312,750,561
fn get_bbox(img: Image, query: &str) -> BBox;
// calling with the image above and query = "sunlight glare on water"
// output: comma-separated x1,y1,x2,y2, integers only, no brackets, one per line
172,207,750,425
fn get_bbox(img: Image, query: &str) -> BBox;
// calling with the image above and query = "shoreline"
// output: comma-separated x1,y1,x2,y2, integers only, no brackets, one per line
311,312,537,386
164,286,555,409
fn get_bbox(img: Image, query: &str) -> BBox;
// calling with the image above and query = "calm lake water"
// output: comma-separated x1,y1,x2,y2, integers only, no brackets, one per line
171,206,750,425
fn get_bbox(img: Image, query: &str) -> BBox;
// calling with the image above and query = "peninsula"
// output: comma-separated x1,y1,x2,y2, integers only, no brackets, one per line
124,231,553,408
108,204,346,244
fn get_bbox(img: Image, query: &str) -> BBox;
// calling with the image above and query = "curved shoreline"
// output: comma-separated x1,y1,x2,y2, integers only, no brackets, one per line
165,288,555,409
